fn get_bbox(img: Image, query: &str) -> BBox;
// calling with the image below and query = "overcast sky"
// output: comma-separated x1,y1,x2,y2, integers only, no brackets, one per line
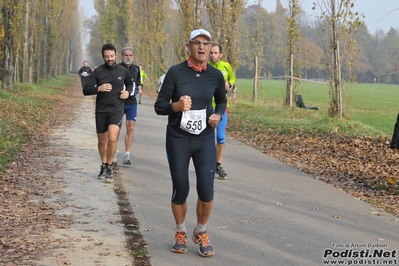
80,0,398,33
247,0,398,33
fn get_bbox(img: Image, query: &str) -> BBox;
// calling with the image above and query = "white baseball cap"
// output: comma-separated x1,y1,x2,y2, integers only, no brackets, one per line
190,29,212,41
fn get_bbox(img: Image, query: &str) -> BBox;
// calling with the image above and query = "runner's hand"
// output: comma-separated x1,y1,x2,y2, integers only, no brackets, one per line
120,90,130,99
208,113,221,128
172,95,191,112
100,83,112,92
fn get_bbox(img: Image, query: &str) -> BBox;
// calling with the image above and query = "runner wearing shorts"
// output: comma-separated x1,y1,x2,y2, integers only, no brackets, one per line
112,46,142,165
82,43,133,183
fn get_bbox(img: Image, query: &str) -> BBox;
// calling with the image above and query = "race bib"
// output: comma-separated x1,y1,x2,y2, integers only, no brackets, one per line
180,108,206,135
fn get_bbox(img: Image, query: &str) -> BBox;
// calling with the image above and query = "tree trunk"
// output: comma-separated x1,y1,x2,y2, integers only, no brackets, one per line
22,1,30,83
42,0,50,79
329,0,339,117
290,54,294,107
285,0,301,107
1,4,15,90
253,57,258,102
337,41,343,118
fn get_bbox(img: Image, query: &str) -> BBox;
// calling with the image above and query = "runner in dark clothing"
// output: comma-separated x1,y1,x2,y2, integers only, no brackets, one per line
154,28,227,257
78,61,92,85
113,46,142,165
82,43,133,183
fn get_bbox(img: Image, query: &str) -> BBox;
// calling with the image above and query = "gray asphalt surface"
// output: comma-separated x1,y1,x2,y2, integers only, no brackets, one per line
38,95,399,266
120,96,399,266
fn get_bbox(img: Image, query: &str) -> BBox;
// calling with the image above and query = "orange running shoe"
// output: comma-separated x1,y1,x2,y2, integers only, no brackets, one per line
172,231,187,253
192,230,214,257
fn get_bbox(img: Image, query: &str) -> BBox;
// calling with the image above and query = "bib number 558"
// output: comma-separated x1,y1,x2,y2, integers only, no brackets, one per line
185,120,203,131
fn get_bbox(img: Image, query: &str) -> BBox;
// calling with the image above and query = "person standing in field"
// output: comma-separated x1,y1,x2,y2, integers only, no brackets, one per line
154,29,227,257
82,43,133,183
209,43,236,180
138,64,147,104
112,47,142,166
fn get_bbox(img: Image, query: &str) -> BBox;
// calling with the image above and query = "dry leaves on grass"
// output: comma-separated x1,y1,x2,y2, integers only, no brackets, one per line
0,85,79,265
228,117,399,216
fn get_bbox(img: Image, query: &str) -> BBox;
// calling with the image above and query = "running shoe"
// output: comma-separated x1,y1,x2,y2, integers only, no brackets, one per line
113,149,119,164
172,231,187,253
192,230,214,257
112,161,119,170
98,164,106,180
216,165,228,180
105,164,114,183
123,153,132,165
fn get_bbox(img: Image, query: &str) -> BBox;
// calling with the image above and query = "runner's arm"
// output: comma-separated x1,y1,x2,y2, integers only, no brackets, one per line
154,72,174,115
124,71,134,94
82,73,99,95
225,62,236,87
214,72,227,115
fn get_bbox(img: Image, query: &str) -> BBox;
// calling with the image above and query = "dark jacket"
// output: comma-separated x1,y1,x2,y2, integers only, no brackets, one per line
119,63,140,105
82,63,133,113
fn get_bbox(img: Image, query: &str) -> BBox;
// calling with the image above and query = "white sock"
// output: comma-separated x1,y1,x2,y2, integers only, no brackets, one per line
176,222,186,233
195,223,206,233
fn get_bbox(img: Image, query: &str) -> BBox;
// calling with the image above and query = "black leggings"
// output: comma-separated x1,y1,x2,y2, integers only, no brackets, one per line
166,129,216,204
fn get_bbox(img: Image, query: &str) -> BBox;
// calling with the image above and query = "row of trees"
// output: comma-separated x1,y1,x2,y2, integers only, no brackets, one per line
85,0,369,117
2,0,398,117
85,0,399,86
86,0,245,81
238,1,399,85
0,0,82,90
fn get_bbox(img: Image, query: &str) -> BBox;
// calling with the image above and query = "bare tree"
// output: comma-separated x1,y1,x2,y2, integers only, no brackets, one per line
285,0,301,107
313,0,363,118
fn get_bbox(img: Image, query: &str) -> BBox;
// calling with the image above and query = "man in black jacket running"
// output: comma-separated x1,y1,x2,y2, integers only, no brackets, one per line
82,43,133,183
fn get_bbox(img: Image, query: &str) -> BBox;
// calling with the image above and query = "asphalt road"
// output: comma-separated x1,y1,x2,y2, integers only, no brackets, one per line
118,96,399,266
37,94,399,266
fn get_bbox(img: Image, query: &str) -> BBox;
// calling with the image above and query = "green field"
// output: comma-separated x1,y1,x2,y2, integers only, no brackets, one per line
232,79,398,137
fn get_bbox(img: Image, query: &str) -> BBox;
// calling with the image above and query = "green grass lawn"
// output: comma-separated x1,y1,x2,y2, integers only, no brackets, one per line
233,79,398,137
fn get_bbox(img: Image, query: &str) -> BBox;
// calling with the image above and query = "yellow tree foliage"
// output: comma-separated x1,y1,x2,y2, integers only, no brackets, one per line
1,0,24,89
0,24,4,62
206,0,244,70
134,0,168,77
175,0,199,62
1,0,81,88
95,0,118,44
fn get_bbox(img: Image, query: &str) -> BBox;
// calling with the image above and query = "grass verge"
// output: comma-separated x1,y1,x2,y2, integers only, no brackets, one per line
0,74,77,176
